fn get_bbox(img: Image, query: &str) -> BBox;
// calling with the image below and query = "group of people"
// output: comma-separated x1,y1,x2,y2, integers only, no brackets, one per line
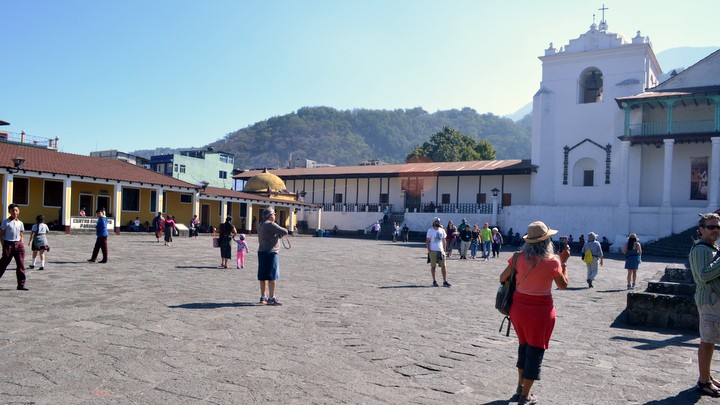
576,231,642,290
215,209,288,305
444,219,503,260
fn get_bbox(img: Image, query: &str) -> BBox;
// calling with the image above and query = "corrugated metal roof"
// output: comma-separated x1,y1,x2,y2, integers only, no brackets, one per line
234,159,535,179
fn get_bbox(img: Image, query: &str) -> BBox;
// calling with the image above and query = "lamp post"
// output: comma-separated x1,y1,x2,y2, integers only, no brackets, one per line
7,156,25,174
491,188,500,227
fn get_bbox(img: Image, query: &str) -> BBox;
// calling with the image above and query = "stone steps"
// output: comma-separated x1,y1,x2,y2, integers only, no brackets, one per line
625,266,698,331
641,228,697,258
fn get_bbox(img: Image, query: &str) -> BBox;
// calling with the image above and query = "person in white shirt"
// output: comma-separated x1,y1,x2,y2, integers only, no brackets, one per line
0,204,28,290
426,217,451,287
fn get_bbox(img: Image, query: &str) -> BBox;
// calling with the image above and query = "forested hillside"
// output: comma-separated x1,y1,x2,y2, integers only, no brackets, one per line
136,107,531,168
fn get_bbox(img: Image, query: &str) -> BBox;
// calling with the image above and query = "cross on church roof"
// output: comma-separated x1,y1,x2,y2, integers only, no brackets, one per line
599,4,609,23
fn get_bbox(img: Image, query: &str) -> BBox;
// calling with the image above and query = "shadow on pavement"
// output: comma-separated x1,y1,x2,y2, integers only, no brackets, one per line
175,266,224,270
169,302,260,309
643,387,701,404
378,285,432,289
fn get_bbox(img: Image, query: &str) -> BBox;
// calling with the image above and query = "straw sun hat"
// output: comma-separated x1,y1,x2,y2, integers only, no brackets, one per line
523,221,558,243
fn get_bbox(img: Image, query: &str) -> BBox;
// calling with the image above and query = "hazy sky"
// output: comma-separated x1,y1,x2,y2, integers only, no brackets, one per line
2,1,718,156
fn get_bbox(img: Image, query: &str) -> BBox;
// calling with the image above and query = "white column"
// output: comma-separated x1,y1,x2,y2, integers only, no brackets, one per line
288,208,296,234
114,183,122,234
662,139,674,208
709,137,720,211
619,141,630,207
316,208,322,231
245,203,253,233
220,200,228,223
63,179,72,232
156,187,164,214
491,194,498,226
2,174,12,214
192,191,200,218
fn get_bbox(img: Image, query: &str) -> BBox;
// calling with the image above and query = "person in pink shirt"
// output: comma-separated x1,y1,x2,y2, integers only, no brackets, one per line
499,221,569,405
233,234,249,269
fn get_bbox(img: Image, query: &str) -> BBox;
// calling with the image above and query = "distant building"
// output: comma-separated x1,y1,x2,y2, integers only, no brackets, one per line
149,148,235,188
358,159,389,166
289,157,335,169
89,150,150,168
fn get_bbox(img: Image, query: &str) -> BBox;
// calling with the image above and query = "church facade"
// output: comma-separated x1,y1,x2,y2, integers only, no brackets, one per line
523,17,720,244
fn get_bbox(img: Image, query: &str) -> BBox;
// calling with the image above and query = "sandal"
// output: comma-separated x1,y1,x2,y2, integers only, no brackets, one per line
518,394,537,405
697,380,720,397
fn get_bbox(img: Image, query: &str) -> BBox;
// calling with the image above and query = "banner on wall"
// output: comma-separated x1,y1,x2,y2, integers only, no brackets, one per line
691,156,709,200
70,217,115,230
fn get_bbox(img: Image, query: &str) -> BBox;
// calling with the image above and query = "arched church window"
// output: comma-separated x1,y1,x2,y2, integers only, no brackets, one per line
579,68,604,104
572,157,598,186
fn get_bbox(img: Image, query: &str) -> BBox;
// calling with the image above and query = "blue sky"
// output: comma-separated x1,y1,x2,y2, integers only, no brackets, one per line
2,1,718,156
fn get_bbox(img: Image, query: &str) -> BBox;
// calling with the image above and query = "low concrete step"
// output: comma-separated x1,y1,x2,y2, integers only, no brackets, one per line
626,291,698,330
625,266,699,331
646,280,695,296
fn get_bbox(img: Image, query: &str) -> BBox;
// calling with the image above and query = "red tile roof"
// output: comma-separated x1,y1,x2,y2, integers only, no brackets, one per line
0,141,196,189
234,159,535,179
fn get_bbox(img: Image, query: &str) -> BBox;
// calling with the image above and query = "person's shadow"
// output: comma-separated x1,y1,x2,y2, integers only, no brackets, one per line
168,302,260,309
643,387,701,404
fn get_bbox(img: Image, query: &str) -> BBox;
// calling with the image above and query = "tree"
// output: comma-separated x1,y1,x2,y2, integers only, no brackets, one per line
406,127,496,162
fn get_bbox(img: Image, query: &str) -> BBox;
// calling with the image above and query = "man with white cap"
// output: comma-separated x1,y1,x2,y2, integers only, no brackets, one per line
257,207,288,305
426,217,451,287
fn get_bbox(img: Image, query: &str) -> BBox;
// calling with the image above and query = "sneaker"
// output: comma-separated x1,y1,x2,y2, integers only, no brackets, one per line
29,265,35,269
443,281,451,287
518,394,537,405
432,281,439,287
631,283,636,289
268,297,283,306
17,285,29,291
627,284,632,290
259,296,268,305
39,266,44,271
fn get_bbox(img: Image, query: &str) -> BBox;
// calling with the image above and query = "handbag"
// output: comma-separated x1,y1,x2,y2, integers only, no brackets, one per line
496,252,537,336
583,248,593,264
496,252,519,316
212,237,220,248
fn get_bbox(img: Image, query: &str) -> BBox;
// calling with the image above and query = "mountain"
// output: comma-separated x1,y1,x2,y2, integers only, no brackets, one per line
200,107,531,168
505,102,532,122
656,46,720,72
132,47,715,169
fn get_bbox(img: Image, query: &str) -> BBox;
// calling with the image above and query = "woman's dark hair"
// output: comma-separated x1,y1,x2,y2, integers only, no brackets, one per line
36,215,45,224
626,237,636,251
226,216,233,223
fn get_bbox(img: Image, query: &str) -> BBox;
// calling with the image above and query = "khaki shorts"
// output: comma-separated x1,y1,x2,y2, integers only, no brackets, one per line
699,299,720,344
429,250,446,267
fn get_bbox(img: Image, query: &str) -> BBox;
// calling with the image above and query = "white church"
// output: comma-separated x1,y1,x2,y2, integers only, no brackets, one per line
236,16,720,246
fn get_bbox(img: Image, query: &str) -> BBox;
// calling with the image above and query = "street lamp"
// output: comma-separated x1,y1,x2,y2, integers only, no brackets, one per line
7,156,25,174
198,181,209,192
491,188,500,198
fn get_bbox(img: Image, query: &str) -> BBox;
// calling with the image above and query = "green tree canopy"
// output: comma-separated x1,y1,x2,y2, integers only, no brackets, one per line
406,126,496,163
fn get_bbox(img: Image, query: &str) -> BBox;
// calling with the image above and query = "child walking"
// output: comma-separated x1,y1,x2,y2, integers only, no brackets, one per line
28,214,50,270
234,234,249,269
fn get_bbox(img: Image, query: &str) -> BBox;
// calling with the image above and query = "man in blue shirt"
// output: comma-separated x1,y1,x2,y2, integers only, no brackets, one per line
88,209,109,263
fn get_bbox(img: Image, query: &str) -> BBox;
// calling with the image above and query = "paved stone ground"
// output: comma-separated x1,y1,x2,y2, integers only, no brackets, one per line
0,232,715,404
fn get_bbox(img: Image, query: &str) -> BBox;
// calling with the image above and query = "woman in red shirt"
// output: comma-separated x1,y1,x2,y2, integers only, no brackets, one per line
499,221,569,405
